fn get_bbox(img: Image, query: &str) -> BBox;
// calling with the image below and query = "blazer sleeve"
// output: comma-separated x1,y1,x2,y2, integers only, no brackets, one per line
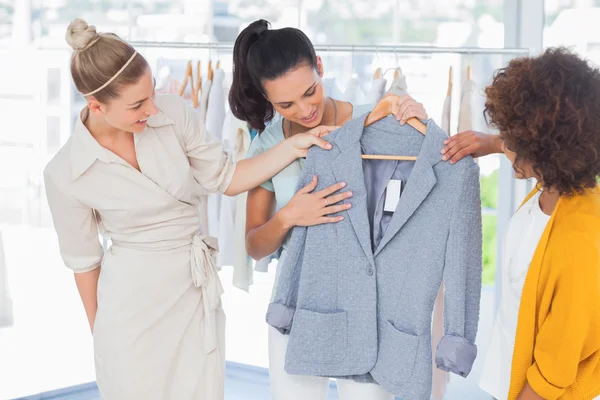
435,162,482,377
265,153,316,335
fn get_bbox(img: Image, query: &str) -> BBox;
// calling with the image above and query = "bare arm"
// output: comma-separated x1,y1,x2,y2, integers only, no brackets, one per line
245,187,289,260
224,127,336,196
74,267,100,332
245,176,351,260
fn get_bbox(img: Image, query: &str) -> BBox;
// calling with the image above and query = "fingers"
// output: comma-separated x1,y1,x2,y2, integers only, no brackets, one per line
310,136,333,150
315,181,347,198
322,190,353,207
448,144,479,164
441,132,477,161
323,202,352,215
394,96,427,123
299,175,318,194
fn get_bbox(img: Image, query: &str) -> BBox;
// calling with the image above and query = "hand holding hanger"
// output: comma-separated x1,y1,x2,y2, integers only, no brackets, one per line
382,93,428,125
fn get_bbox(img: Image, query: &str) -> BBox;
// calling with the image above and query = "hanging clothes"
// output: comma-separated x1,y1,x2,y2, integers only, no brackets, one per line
196,78,213,237
431,84,453,400
342,77,365,104
458,79,476,133
217,112,252,270
367,76,387,105
386,67,408,97
206,69,227,238
0,230,13,328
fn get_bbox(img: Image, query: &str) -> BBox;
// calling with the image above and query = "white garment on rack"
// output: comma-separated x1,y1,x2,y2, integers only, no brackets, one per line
196,79,213,236
206,70,227,238
458,79,476,133
366,77,387,105
198,78,212,125
217,112,251,271
386,67,408,97
0,230,13,328
342,77,364,104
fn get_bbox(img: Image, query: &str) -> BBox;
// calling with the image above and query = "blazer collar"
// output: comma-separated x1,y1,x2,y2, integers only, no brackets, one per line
330,113,446,262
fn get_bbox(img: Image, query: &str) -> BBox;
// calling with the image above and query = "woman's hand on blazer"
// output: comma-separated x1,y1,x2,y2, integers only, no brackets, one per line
279,176,352,228
286,125,340,158
441,131,505,163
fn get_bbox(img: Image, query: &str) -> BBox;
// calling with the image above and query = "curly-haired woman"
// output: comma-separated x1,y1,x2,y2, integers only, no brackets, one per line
445,48,600,400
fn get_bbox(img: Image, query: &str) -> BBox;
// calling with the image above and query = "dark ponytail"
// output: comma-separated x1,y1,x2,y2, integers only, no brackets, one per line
229,19,318,131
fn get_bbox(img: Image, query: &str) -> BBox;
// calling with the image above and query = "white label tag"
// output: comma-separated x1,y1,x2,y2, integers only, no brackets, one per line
384,180,402,212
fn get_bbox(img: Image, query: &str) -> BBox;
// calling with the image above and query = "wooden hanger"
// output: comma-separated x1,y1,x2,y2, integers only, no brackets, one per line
373,67,382,80
178,60,194,97
190,61,202,108
447,65,453,97
362,95,427,161
216,59,221,70
208,60,214,81
393,69,399,80
466,65,471,81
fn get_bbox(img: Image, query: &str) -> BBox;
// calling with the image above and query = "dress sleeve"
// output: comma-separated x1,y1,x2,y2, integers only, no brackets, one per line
44,170,104,273
179,97,236,194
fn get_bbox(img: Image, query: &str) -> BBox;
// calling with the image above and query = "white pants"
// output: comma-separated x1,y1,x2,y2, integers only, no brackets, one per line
268,326,394,400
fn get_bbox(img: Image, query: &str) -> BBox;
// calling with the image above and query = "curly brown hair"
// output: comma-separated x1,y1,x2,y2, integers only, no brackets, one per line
484,47,600,195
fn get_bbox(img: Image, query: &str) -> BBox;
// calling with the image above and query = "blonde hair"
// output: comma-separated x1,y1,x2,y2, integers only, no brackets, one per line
66,18,149,102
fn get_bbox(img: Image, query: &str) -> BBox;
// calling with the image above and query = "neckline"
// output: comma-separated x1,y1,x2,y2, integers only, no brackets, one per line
282,97,346,139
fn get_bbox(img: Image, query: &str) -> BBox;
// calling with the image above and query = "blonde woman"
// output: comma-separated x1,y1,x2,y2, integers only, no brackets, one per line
44,19,337,399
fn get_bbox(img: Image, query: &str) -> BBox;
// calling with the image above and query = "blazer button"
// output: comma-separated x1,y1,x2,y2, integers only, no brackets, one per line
367,267,374,276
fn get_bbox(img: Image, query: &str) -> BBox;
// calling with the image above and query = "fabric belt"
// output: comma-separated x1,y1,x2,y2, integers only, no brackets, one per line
190,234,224,354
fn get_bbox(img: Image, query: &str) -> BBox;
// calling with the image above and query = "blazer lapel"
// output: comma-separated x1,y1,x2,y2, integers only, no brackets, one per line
374,154,437,257
332,146,375,267
330,114,376,267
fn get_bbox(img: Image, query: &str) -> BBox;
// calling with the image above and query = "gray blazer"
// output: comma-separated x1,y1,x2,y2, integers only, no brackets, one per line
266,114,482,400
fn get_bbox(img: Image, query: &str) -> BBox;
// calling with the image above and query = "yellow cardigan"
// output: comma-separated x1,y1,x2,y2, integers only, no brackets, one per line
509,186,600,400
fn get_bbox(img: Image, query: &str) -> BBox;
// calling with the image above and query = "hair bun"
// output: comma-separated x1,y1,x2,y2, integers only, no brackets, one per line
66,18,100,51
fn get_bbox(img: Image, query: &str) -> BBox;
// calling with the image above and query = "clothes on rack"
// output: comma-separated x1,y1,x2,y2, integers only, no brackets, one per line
266,113,482,400
386,68,408,97
367,76,387,105
458,78,476,133
217,112,251,270
206,68,227,238
342,77,365,105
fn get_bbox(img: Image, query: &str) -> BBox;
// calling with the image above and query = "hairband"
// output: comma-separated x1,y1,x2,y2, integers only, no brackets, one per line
82,51,138,96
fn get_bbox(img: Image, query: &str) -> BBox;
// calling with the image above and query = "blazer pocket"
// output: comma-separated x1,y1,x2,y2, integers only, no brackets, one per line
379,320,420,386
288,308,347,364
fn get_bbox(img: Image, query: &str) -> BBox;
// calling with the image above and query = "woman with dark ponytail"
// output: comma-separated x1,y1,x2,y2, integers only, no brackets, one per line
232,20,427,400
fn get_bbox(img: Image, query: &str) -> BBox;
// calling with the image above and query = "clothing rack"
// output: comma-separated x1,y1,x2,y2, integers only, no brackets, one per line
130,41,530,56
